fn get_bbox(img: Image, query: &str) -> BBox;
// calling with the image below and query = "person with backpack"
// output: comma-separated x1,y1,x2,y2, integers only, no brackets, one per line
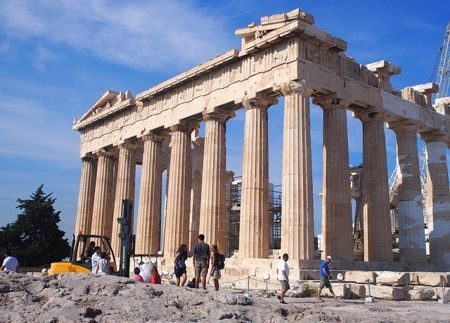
209,245,223,291
174,244,188,286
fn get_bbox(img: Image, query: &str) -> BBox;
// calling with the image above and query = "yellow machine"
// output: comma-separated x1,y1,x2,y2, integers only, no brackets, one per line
48,234,117,274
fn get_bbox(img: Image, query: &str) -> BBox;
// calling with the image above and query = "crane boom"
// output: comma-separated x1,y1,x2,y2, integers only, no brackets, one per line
433,21,450,103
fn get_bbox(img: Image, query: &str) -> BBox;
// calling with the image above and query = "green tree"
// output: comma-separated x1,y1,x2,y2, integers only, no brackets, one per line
0,185,70,267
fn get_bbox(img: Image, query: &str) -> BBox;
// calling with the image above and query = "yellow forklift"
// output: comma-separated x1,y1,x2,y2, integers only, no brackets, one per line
49,200,134,276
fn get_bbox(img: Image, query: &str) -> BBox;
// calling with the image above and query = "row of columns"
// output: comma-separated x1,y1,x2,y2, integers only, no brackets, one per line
74,86,450,264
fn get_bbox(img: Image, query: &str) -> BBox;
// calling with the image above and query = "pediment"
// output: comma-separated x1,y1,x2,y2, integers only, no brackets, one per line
76,90,133,124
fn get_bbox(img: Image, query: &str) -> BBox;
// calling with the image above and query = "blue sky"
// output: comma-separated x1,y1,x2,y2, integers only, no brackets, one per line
0,0,449,239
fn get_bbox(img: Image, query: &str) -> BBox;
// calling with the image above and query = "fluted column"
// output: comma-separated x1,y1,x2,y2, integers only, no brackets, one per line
314,96,353,260
389,122,426,263
359,112,392,261
279,83,314,260
164,123,192,257
111,143,137,256
74,155,97,235
189,137,204,250
421,132,450,265
91,149,115,238
199,110,234,250
135,134,164,255
239,96,276,258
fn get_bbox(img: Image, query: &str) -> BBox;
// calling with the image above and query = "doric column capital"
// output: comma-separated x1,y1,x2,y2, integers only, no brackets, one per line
243,95,277,110
118,142,139,152
274,80,314,97
95,148,114,158
313,94,351,110
354,110,387,122
387,120,419,133
81,153,96,162
169,121,196,133
420,130,447,143
142,132,166,143
202,108,235,123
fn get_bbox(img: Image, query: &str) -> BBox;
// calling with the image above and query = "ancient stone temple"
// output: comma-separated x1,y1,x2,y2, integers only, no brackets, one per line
73,9,450,271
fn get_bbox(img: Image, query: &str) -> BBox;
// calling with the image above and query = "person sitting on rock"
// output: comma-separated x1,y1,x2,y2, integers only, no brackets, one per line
132,267,144,283
149,266,161,284
1,250,19,273
94,252,110,275
209,245,221,291
174,244,188,287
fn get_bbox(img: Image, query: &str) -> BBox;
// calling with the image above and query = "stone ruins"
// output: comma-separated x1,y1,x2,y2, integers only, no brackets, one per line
73,9,450,271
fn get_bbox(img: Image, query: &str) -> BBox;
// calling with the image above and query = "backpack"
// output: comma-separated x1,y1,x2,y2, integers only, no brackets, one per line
217,253,225,270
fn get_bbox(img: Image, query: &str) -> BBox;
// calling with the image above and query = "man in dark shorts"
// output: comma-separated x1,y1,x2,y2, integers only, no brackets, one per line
318,255,336,300
193,234,210,289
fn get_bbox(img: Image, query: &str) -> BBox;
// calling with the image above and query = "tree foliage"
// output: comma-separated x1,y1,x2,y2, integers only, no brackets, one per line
0,185,70,267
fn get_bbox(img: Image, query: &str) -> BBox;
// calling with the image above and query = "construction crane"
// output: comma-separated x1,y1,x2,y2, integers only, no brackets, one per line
432,21,450,103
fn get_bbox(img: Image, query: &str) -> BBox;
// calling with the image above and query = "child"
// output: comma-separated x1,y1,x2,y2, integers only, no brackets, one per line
94,251,110,275
132,267,144,283
149,266,161,284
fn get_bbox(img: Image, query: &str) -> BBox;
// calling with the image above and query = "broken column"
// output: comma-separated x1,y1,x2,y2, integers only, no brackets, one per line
388,121,426,263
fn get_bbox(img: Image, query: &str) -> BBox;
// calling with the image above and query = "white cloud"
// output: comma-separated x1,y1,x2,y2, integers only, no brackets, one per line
0,0,234,71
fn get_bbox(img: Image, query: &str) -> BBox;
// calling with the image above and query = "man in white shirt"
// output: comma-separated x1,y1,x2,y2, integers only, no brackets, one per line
277,253,290,304
1,250,19,273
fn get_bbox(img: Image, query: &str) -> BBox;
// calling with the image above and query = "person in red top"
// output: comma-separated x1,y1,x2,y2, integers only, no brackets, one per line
149,266,161,284
132,267,144,283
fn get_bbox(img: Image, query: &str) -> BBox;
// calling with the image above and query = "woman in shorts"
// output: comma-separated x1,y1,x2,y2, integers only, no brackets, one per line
174,244,188,286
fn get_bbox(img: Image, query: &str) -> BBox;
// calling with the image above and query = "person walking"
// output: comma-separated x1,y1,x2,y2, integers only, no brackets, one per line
209,245,221,291
1,250,19,273
193,234,210,289
318,255,336,300
174,244,188,286
277,253,290,304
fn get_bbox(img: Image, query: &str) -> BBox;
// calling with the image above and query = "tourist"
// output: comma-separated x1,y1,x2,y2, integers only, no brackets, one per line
209,245,221,291
132,267,144,283
277,253,290,304
1,250,19,273
149,266,161,284
83,241,96,262
91,246,101,273
174,244,188,286
318,255,336,300
94,251,110,275
193,234,210,289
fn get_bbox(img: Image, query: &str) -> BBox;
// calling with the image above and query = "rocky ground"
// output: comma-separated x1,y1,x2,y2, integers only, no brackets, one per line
1,271,450,323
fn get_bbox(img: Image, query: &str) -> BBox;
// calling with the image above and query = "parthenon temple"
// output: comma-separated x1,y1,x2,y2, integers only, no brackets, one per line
73,9,450,271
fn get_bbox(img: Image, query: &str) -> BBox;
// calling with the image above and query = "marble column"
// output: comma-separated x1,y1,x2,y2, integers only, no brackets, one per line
239,96,276,258
389,122,426,263
91,149,115,238
74,156,97,235
199,110,233,250
359,112,392,262
315,96,353,260
189,137,204,251
280,84,314,260
164,123,192,257
111,143,137,256
421,132,450,265
135,134,164,255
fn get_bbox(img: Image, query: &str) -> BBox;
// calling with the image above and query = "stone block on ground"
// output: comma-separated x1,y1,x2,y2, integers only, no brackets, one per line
369,285,405,301
285,284,308,298
410,272,450,287
343,283,366,299
376,271,409,286
319,283,345,298
344,271,377,284
407,286,435,301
